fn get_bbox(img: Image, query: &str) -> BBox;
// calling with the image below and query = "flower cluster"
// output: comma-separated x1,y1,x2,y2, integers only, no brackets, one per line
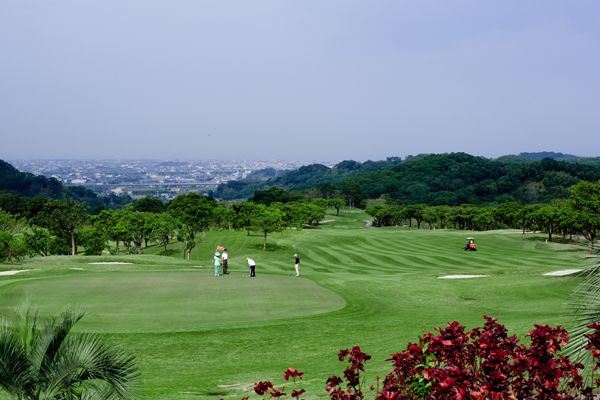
246,368,305,399
243,317,600,399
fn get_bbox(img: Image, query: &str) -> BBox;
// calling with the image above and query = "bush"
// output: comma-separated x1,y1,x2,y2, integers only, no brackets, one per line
245,316,600,399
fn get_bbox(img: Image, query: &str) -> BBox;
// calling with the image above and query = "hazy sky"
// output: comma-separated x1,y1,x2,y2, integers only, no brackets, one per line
1,1,599,161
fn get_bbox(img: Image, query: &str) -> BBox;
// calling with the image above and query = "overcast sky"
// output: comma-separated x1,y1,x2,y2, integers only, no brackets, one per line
1,1,599,161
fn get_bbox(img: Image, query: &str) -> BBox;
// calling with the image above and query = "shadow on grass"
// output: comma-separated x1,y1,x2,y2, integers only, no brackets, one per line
523,236,589,252
249,242,287,252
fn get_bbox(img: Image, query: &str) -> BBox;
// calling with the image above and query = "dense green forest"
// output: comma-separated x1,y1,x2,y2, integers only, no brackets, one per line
214,157,402,199
217,152,600,206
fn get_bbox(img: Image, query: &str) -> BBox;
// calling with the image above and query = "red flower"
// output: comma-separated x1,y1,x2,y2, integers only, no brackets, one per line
283,367,304,380
291,388,305,398
253,381,273,395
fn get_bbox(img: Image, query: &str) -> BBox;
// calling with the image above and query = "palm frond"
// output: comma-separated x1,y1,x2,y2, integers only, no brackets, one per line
32,308,85,375
565,262,600,382
0,320,36,398
39,330,137,400
0,307,137,400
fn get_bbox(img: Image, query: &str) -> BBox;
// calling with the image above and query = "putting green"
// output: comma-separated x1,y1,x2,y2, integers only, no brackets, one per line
0,271,345,333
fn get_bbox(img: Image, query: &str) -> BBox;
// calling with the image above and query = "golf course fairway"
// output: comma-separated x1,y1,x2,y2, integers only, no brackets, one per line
0,209,594,399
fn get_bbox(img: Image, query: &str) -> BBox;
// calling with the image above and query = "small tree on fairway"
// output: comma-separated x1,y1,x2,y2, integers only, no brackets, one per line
0,308,138,400
252,204,285,250
168,193,215,259
328,198,345,216
531,202,563,241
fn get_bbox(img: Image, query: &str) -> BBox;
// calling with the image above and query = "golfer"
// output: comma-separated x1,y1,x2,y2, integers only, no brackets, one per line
247,257,256,277
214,252,221,276
294,253,300,277
221,249,229,274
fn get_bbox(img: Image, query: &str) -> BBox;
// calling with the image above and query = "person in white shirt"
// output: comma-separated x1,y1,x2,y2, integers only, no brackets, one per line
247,257,256,277
221,249,229,274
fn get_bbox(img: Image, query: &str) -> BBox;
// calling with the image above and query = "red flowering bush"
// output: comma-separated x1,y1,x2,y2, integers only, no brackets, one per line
244,317,600,399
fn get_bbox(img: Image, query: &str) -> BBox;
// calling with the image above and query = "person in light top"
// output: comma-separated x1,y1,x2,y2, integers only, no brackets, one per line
213,252,221,276
221,249,229,274
247,257,256,277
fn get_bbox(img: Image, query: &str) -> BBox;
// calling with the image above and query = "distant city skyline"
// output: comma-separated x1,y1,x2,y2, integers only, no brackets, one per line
1,1,599,161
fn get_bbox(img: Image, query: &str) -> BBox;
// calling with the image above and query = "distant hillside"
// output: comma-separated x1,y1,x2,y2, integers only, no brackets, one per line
215,157,402,199
339,153,600,205
0,160,131,211
216,152,600,205
497,152,600,169
0,160,64,197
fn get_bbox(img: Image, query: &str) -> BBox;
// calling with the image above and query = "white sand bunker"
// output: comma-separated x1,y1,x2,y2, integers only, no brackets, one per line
438,274,490,279
0,270,29,276
543,269,582,277
88,262,133,265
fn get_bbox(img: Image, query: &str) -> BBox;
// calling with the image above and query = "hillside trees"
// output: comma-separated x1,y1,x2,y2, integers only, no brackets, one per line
232,201,260,233
569,180,600,254
23,227,53,257
150,212,178,255
92,210,129,255
132,196,166,213
34,199,86,256
0,210,25,262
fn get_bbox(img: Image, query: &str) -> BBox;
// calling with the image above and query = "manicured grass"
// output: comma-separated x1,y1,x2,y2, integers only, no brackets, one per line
0,271,344,333
0,209,594,399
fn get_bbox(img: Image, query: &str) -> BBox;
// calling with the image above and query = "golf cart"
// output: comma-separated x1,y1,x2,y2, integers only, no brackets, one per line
464,237,477,251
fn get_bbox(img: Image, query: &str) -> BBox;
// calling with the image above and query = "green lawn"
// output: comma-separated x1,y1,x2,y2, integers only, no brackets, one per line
0,209,594,399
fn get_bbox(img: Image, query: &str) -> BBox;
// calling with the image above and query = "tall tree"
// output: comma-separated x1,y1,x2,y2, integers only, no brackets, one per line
150,213,178,255
252,204,285,250
569,181,600,254
36,199,86,256
530,203,563,241
0,210,24,262
132,196,166,213
168,193,215,259
23,227,53,257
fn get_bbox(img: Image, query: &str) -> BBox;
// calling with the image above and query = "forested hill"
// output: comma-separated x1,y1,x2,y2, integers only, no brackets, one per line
0,160,130,211
216,152,600,205
0,160,65,197
338,153,600,205
215,157,402,199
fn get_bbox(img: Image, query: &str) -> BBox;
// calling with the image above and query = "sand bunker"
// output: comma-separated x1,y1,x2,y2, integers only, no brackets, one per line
543,269,582,277
0,270,29,276
438,274,490,279
88,262,132,265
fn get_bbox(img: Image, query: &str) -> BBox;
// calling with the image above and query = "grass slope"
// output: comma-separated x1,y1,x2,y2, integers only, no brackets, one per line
0,209,593,399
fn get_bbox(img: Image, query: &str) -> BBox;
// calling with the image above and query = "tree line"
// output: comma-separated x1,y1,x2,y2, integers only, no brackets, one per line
0,193,346,262
366,180,600,253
